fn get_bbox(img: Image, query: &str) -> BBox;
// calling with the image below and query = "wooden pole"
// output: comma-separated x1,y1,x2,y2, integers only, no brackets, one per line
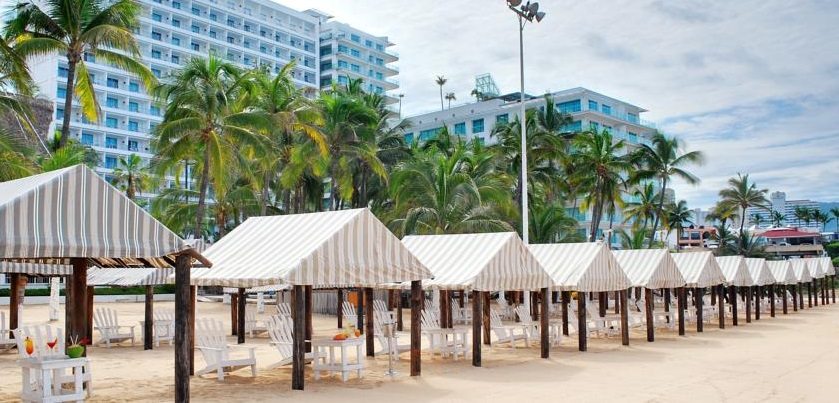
482,291,491,345
807,282,813,308
144,285,154,350
291,285,305,390
744,287,752,323
540,287,549,359
769,285,775,317
397,291,404,331
68,258,89,351
710,286,716,306
645,288,654,342
598,291,607,317
577,292,587,352
365,287,375,357
755,286,761,320
337,288,344,329
695,287,703,333
237,288,246,344
9,274,26,337
410,281,422,376
812,280,818,307
356,288,364,331
189,286,195,376
833,276,836,303
781,285,787,314
798,283,804,309
230,292,238,336
620,289,629,345
677,287,685,336
472,290,482,367
730,286,738,326
792,284,798,312
174,254,192,403
717,284,725,329
561,291,569,336
305,286,313,353
86,286,93,341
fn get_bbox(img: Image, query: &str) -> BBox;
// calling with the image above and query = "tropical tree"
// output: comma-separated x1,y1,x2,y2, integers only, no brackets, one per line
831,207,839,232
770,210,785,227
617,228,648,250
622,182,659,233
0,34,35,145
444,92,456,109
528,200,580,243
435,75,447,111
111,154,151,200
37,140,98,171
750,213,763,228
0,132,37,181
634,132,704,247
718,173,770,253
707,200,739,227
6,0,156,149
711,224,737,255
665,200,693,249
811,209,831,232
793,206,812,227
153,55,266,237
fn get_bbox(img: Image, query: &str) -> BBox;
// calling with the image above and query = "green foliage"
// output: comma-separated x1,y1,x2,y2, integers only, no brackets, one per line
825,242,839,259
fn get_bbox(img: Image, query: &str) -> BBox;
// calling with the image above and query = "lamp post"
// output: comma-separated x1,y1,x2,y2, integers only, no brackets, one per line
398,93,405,117
505,0,545,245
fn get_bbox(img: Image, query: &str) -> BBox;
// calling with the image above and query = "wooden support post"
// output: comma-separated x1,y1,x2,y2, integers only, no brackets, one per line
189,286,195,376
598,292,607,317
798,283,804,309
237,288,246,344
645,288,654,342
410,281,422,376
807,282,813,308
664,288,671,317
540,287,549,359
305,286,313,353
482,292,491,345
472,290,482,367
337,288,343,329
822,278,827,305
711,286,716,306
781,285,787,314
174,254,192,403
744,287,752,323
769,285,775,317
792,284,798,312
68,259,89,351
532,291,540,320
356,288,364,331
620,289,629,346
230,292,238,336
561,291,569,336
833,276,836,303
86,286,93,341
9,274,26,337
755,286,761,320
695,287,703,333
397,291,404,332
458,290,465,309
717,284,725,329
677,287,685,336
577,292,587,352
812,280,818,307
144,285,154,350
291,285,305,391
365,287,375,356
730,286,738,326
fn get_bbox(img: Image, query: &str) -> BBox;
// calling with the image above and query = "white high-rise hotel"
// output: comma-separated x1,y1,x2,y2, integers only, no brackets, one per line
21,0,398,201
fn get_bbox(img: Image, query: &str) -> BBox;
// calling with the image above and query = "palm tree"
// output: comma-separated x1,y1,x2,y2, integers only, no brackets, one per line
811,209,830,232
666,200,693,250
528,200,580,243
153,55,266,237
750,213,763,228
0,35,35,143
707,200,739,227
718,173,770,253
0,132,37,181
622,182,659,234
570,130,633,242
112,154,151,200
831,207,839,233
793,206,812,228
770,210,785,227
444,92,456,109
470,88,484,101
6,0,156,149
617,228,648,249
435,75,447,111
711,224,737,256
634,132,704,247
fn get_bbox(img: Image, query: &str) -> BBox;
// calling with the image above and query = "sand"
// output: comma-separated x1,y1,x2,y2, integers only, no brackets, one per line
1,299,837,402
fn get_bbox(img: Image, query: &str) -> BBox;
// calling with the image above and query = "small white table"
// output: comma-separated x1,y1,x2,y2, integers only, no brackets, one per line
311,337,365,382
18,356,90,402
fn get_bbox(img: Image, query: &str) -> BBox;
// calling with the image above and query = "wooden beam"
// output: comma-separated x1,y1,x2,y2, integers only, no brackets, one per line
305,286,313,353
68,259,88,351
174,253,192,402
833,276,836,303
540,287,549,359
577,292,587,352
717,285,725,329
356,288,364,331
337,288,343,329
144,285,154,350
397,291,404,332
365,287,374,357
410,280,422,376
620,289,629,346
230,292,238,336
695,287,703,333
598,292,607,317
561,291,569,336
730,286,739,326
755,286,761,320
745,287,752,323
291,285,305,390
813,280,819,307
781,285,787,314
792,284,798,312
189,286,195,376
645,288,654,342
9,273,25,337
807,282,812,308
677,287,685,336
472,290,482,367
482,291,491,345
798,283,804,309
237,288,246,344
769,284,775,317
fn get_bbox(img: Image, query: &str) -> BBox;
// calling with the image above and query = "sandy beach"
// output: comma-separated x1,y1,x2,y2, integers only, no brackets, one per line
1,299,837,402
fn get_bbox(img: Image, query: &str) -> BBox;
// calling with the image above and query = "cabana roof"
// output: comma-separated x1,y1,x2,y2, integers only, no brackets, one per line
744,258,775,286
816,256,835,276
613,249,684,289
0,261,72,276
766,260,797,285
528,242,630,292
670,251,726,288
191,208,431,287
716,256,753,287
803,257,827,279
790,259,812,282
0,165,207,267
401,232,552,291
87,267,174,286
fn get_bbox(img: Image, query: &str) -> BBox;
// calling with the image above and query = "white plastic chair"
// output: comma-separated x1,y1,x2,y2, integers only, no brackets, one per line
94,308,135,347
266,315,312,368
244,305,268,337
14,324,92,397
489,309,530,348
373,310,410,356
1,311,16,351
275,302,292,317
195,318,257,381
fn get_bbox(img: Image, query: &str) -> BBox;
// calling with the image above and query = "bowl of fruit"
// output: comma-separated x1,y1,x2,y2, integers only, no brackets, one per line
333,326,362,341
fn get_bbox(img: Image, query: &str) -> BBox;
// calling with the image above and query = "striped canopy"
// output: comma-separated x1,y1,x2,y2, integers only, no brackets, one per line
790,259,812,283
816,257,835,276
191,208,432,287
613,249,684,289
87,267,174,286
766,260,797,285
0,165,207,268
402,232,552,291
528,242,630,292
802,257,826,279
0,261,72,276
744,258,775,286
716,256,753,287
670,251,726,288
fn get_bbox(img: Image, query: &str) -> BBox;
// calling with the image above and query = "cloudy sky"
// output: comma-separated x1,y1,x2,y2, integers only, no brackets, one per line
284,0,839,208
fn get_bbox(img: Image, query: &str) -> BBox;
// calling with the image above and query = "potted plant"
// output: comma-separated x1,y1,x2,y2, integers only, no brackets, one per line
67,336,88,358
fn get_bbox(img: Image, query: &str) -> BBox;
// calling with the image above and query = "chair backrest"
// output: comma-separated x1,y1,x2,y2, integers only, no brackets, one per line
342,301,356,315
421,309,440,330
585,302,602,318
489,309,504,327
266,315,294,359
276,303,292,317
196,318,227,348
373,299,389,313
245,305,257,322
0,311,7,334
14,325,65,359
514,305,533,325
155,309,175,322
94,308,120,329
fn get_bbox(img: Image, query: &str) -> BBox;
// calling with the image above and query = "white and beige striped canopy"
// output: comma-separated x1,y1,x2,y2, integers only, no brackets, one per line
815,257,835,276
401,232,552,291
613,249,684,289
803,257,826,279
670,251,726,288
790,259,812,283
0,165,207,268
0,261,72,276
766,260,797,285
716,256,753,287
87,267,175,286
528,242,630,292
191,208,432,287
744,258,775,286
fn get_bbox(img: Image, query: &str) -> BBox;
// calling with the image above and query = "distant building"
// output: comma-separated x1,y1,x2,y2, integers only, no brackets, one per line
745,191,821,229
678,225,717,249
759,227,824,258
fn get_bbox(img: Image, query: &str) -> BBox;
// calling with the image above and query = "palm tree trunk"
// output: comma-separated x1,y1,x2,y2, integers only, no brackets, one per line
439,86,444,111
58,55,80,150
647,178,668,248
127,175,135,200
738,209,747,254
260,170,271,216
194,144,211,238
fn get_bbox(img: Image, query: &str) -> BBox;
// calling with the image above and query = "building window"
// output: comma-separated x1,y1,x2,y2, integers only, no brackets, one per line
350,64,360,72
151,31,161,41
627,112,638,123
171,54,180,64
350,49,360,57
105,156,117,169
337,76,348,85
337,44,348,53
404,132,413,143
105,136,117,149
376,44,384,51
106,117,118,128
601,104,612,115
172,1,180,9
350,34,360,42
453,122,466,136
589,121,600,132
149,105,160,116
496,114,508,124
209,13,217,21
588,100,598,111
628,132,638,143
172,19,180,28
419,128,441,141
375,58,383,66
191,25,200,33
603,124,612,133
151,68,161,78
55,108,64,120
152,13,162,22
337,60,348,69
129,82,139,92
364,39,372,48
128,102,138,112
106,78,119,88
191,42,199,51
151,49,161,59
472,118,485,133
191,7,200,15
128,120,139,132
58,66,69,77
209,30,216,39
561,120,582,132
227,36,234,44
171,37,180,46
57,87,67,98
106,97,118,108
81,132,94,145
557,100,581,113
128,139,139,151
83,53,95,62
375,72,383,80
375,86,383,94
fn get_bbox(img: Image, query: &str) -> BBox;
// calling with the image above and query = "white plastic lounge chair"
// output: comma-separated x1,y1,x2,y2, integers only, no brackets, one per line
373,299,395,323
1,311,16,352
139,309,175,347
94,308,135,347
373,310,410,356
490,309,530,348
275,302,292,317
245,305,268,337
451,299,471,324
15,324,92,397
266,315,312,368
421,309,444,355
195,318,257,380
342,301,358,328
